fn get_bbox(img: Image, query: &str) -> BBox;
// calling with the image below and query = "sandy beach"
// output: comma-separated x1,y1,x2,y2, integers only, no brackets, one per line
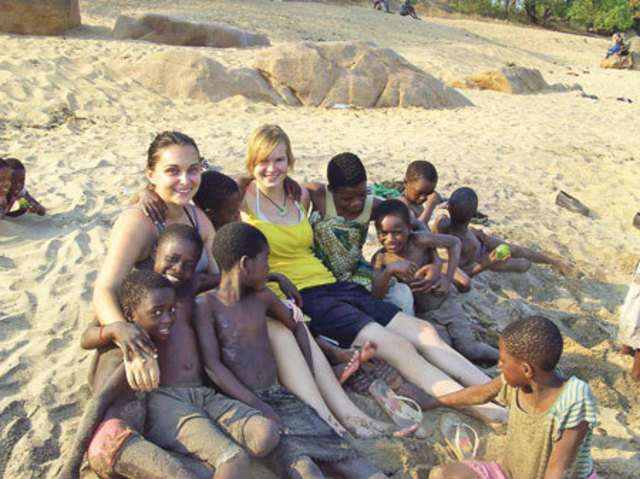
1,0,639,477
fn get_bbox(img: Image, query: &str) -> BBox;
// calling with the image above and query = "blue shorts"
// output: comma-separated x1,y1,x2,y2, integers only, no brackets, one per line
300,282,401,347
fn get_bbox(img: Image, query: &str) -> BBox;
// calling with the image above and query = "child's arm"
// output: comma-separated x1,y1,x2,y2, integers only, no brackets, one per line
23,191,45,215
267,272,303,306
544,422,590,479
194,295,286,430
370,250,418,298
265,290,313,373
412,232,461,294
435,376,502,408
5,197,29,217
416,192,440,228
131,187,167,225
302,182,327,217
81,319,149,359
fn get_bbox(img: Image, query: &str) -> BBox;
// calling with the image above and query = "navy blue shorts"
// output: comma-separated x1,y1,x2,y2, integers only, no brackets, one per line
300,282,401,347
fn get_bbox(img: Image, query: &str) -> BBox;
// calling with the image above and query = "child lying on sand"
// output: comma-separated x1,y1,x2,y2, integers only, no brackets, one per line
61,225,280,479
196,222,389,478
371,199,499,363
430,316,597,479
434,187,573,292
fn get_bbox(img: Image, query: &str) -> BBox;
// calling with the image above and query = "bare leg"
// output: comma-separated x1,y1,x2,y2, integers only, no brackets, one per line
354,317,507,423
329,457,388,478
290,456,325,479
114,437,198,479
633,350,640,383
213,454,249,479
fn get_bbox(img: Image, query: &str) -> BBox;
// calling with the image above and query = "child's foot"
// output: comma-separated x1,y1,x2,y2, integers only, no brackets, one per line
335,355,360,385
355,341,377,363
554,260,575,278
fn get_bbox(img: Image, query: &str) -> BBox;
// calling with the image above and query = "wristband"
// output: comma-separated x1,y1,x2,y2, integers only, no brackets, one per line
99,325,108,346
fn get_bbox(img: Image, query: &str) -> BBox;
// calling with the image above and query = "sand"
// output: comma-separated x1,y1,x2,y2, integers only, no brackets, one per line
1,0,639,477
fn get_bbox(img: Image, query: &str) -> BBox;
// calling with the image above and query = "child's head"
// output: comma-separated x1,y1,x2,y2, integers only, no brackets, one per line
447,187,478,225
499,316,563,386
193,170,241,230
0,158,10,198
327,152,368,217
5,158,25,197
212,222,270,291
245,124,295,178
155,224,203,287
403,160,438,206
373,199,412,254
120,270,176,342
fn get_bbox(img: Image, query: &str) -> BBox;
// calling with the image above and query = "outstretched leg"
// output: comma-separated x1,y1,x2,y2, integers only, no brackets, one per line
328,457,388,478
289,456,324,479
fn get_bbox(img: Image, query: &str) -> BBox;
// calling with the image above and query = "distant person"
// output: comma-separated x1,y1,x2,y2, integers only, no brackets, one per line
399,0,420,20
430,316,597,479
3,158,46,218
374,0,390,13
606,31,628,58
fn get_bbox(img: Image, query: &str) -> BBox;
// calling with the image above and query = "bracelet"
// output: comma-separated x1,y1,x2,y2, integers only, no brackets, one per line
98,325,107,346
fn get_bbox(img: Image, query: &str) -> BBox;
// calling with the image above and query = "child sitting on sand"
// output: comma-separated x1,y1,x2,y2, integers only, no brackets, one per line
196,222,389,478
371,199,498,363
398,160,441,229
434,187,573,291
430,315,597,479
3,158,46,217
61,225,280,479
618,259,640,384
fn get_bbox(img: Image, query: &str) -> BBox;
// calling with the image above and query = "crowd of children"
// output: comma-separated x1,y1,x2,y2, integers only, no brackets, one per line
61,126,612,479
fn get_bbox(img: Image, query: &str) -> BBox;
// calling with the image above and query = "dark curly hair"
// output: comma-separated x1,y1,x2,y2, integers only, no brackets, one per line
373,199,411,230
501,316,563,372
448,187,478,224
212,222,268,272
157,224,203,257
405,160,438,184
327,152,367,189
193,170,240,212
120,270,173,314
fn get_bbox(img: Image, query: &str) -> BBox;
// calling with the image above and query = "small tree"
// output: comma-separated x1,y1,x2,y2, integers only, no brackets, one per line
567,0,633,31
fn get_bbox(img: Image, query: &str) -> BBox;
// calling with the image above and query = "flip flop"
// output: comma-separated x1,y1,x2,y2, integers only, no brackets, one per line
369,379,427,438
440,413,479,461
555,191,590,217
633,212,640,230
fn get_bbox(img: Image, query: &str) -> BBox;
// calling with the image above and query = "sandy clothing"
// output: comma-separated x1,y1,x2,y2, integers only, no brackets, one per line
618,259,640,349
145,386,260,468
497,375,596,479
256,384,357,469
414,292,476,346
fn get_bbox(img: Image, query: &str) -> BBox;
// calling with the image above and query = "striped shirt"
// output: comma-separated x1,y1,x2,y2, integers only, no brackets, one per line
498,375,596,479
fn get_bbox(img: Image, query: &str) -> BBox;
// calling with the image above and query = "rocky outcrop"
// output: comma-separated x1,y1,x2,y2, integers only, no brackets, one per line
448,66,550,94
109,51,281,104
0,0,80,35
113,13,270,48
254,41,472,108
600,54,634,70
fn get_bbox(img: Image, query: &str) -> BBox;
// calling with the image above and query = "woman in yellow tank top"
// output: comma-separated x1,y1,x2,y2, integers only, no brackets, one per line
241,125,507,426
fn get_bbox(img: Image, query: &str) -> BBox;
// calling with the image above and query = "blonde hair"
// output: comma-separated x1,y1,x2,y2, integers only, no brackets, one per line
245,124,295,176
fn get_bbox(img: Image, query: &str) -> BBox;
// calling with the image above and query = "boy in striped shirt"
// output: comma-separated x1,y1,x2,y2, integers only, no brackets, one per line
429,316,597,479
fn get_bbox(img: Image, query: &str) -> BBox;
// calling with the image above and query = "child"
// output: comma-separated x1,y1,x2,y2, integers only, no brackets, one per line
193,170,242,230
399,0,420,19
434,187,573,291
305,152,429,316
62,226,280,479
3,158,46,217
618,260,640,383
0,159,11,219
372,199,499,363
430,316,597,479
398,160,441,228
196,222,388,478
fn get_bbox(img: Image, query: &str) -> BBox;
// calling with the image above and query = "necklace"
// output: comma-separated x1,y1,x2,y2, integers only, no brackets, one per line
260,189,288,216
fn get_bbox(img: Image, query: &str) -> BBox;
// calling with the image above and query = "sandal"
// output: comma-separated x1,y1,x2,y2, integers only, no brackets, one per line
369,379,427,438
440,413,479,461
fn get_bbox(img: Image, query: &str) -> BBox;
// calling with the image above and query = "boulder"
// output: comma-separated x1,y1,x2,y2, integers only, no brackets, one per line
109,51,282,104
0,0,80,35
448,66,550,94
254,41,472,108
113,13,270,48
600,54,634,70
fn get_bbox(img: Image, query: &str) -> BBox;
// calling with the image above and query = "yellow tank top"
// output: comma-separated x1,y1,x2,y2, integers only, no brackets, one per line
243,202,336,295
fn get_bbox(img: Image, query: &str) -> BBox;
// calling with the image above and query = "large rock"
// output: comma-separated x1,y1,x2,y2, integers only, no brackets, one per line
448,66,550,94
254,41,472,108
109,51,282,104
0,0,80,35
113,13,270,48
600,54,634,70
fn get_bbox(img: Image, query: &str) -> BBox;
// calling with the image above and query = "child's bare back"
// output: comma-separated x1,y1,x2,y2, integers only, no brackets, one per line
433,214,481,269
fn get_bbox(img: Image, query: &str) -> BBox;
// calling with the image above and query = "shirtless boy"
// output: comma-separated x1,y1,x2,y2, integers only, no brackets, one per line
62,225,280,479
196,222,388,479
434,187,573,291
372,199,498,363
